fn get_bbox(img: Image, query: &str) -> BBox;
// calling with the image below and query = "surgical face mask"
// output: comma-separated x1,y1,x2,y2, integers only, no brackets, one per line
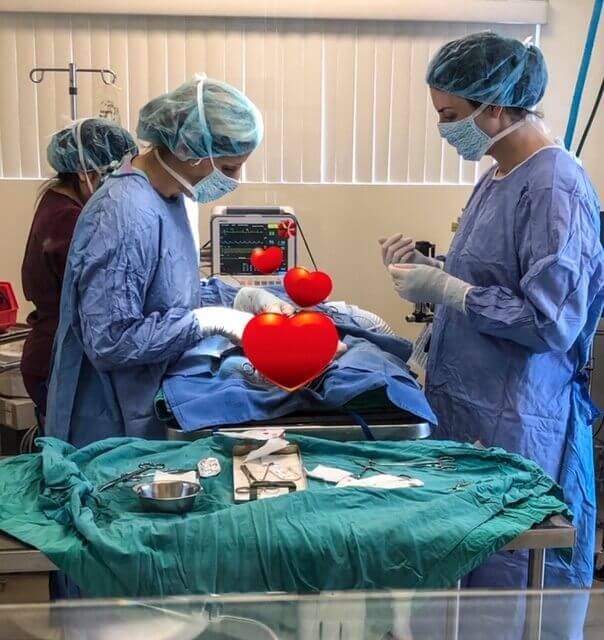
438,102,526,162
154,149,239,203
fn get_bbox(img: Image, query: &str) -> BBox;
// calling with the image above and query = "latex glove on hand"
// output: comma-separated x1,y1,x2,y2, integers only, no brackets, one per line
234,287,295,316
388,264,472,313
379,233,444,269
335,340,347,359
193,307,254,345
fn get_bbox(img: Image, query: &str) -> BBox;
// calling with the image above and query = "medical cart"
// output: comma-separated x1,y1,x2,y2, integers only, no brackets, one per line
0,518,575,639
0,325,35,456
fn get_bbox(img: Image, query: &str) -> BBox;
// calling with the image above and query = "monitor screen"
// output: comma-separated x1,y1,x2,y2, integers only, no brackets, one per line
219,222,289,275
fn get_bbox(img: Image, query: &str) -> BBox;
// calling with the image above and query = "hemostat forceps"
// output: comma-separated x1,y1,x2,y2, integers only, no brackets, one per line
99,462,166,492
353,460,415,480
357,456,457,472
236,464,297,501
385,456,457,471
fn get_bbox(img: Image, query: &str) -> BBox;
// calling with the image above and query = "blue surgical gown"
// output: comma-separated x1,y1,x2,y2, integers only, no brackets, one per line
45,163,203,447
426,147,604,637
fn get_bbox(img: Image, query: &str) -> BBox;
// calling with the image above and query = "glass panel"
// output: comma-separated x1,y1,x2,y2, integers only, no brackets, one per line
0,589,602,640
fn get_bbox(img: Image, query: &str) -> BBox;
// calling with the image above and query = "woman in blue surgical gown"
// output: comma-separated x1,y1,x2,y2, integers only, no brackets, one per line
381,33,603,638
45,74,268,447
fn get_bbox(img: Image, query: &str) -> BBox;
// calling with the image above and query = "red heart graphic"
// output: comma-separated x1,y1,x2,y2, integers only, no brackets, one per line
250,247,284,275
284,267,333,308
242,311,339,391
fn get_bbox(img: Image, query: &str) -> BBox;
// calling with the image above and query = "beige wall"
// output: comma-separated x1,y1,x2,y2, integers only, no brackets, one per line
1,0,602,341
200,183,472,338
541,0,604,196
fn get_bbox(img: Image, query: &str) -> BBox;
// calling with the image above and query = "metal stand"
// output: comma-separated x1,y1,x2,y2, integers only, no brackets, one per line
523,550,546,640
405,241,436,324
445,581,461,640
0,325,30,347
29,63,117,120
444,517,575,640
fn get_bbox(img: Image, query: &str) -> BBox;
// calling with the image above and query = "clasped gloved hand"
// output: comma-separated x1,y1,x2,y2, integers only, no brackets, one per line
379,233,444,269
388,264,472,313
233,287,295,315
234,287,348,359
193,307,254,345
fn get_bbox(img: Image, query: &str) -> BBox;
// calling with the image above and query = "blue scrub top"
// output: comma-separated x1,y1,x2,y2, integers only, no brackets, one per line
45,162,203,446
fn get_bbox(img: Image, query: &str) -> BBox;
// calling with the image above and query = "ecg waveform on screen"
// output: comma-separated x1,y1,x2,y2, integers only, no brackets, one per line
218,222,289,275
220,240,285,247
221,247,273,255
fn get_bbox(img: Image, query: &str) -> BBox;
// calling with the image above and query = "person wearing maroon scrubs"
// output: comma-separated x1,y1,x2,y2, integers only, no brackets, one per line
21,118,137,417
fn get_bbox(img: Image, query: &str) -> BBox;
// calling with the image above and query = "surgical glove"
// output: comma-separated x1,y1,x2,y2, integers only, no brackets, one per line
234,287,295,315
379,233,444,269
193,307,254,345
335,340,347,359
389,264,472,313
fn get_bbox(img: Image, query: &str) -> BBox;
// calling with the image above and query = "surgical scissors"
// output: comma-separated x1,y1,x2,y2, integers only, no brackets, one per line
353,460,415,480
449,481,473,492
99,462,166,492
357,456,457,472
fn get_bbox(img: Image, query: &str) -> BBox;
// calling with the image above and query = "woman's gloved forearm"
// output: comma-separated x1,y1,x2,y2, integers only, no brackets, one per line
193,307,253,345
389,264,472,313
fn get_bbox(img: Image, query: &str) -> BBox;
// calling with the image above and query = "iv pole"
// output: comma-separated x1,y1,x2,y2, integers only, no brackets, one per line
29,62,117,120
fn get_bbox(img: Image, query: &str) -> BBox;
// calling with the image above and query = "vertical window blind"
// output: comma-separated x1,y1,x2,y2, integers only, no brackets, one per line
0,12,536,183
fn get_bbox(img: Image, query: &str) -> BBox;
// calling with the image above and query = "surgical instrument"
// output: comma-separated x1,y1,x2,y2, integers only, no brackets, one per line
236,464,297,500
99,463,167,492
373,456,457,471
353,460,415,481
246,461,301,482
101,460,218,491
449,481,473,492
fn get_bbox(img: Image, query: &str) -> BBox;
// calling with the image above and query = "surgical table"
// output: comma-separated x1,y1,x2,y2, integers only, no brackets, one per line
0,326,35,455
0,515,574,587
0,428,576,637
166,407,432,442
0,521,574,638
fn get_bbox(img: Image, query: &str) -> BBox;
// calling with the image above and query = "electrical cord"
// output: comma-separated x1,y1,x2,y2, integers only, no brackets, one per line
205,272,246,285
294,218,318,271
576,75,604,158
206,614,280,640
19,424,38,454
134,602,280,640
26,426,38,452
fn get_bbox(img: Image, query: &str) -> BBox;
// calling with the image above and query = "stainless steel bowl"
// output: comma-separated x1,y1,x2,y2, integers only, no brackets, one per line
133,480,201,514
